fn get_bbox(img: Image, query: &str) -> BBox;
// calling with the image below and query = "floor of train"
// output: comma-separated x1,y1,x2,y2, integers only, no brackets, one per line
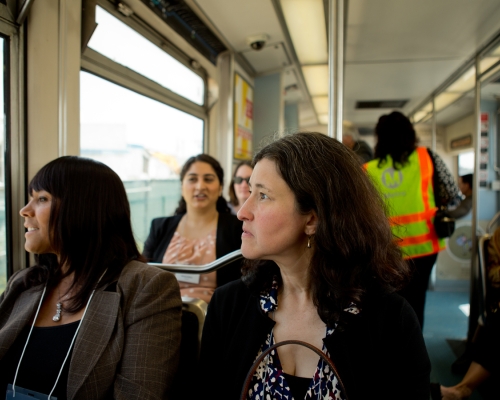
424,284,485,400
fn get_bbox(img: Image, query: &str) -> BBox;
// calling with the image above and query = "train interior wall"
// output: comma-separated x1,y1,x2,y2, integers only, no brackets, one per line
17,0,500,293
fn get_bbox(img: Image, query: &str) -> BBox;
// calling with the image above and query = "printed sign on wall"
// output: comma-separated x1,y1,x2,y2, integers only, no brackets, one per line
233,73,253,160
450,134,472,150
480,112,489,187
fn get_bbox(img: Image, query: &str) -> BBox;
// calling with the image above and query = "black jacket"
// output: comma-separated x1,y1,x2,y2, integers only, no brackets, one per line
199,279,431,400
143,213,243,287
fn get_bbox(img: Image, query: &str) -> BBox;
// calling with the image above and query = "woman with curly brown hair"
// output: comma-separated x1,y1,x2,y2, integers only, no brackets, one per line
199,132,430,400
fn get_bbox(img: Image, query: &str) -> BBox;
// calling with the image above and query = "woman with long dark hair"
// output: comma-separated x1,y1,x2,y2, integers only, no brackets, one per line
143,154,242,303
0,156,181,399
199,132,430,400
365,111,458,328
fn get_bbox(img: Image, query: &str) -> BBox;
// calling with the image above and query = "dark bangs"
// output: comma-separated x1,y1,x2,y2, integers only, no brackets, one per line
26,156,143,313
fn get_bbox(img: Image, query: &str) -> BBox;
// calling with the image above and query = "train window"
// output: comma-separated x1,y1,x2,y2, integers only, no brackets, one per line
80,71,204,249
0,37,5,291
458,151,474,176
88,6,205,106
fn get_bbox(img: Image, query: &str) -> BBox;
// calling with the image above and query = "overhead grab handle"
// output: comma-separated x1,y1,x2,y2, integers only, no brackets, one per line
148,249,243,274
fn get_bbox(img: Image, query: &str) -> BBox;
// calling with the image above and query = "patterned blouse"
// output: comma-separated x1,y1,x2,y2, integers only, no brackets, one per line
162,230,217,303
427,149,460,207
247,280,359,400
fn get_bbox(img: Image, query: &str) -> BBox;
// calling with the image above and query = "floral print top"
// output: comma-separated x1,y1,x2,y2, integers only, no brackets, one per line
247,279,359,400
162,230,217,303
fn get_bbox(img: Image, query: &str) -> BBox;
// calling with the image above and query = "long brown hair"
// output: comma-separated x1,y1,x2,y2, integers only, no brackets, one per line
242,132,409,328
26,156,143,313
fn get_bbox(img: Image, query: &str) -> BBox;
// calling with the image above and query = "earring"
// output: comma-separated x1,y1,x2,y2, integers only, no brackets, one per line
307,235,311,248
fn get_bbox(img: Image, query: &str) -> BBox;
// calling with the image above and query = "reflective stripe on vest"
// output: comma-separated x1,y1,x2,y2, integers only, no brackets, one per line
364,147,445,259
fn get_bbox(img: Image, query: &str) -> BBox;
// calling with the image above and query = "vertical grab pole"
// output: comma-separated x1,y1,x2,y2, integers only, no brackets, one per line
468,54,481,343
431,97,437,152
328,0,344,141
429,96,437,290
327,0,335,138
58,0,68,157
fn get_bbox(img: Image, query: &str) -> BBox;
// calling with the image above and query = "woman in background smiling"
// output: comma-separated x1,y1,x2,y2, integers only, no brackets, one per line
144,154,242,303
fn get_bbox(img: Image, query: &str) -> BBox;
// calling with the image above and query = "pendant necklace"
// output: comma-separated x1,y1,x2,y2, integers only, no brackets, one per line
53,301,62,322
52,289,67,322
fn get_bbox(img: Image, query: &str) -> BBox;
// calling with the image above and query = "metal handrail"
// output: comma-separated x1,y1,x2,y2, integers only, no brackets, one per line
478,235,490,323
486,211,500,235
148,249,243,274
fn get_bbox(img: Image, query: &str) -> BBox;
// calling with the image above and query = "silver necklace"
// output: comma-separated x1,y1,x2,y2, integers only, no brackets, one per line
52,288,68,322
52,301,62,322
12,268,108,399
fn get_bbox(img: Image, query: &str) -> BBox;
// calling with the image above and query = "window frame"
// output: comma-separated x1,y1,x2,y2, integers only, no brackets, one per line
80,2,210,245
82,1,209,123
0,4,27,277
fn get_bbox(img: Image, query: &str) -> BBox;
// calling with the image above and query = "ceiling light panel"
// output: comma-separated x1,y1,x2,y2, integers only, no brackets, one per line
491,43,500,57
435,92,462,112
481,63,500,83
422,113,433,123
446,67,475,93
318,114,329,125
302,65,329,96
281,0,328,64
312,96,329,114
480,56,500,74
413,111,428,122
446,57,500,94
422,103,433,112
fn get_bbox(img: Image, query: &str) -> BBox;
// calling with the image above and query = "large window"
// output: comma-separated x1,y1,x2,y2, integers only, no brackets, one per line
88,6,205,106
80,71,204,248
81,5,207,249
458,151,474,176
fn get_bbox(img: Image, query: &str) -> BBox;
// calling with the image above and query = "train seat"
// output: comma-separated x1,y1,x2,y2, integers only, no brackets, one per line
477,234,490,325
171,297,207,397
478,211,500,326
181,296,208,356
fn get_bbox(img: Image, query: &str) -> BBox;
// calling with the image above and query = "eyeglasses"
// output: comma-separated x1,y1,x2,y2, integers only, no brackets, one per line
233,176,250,184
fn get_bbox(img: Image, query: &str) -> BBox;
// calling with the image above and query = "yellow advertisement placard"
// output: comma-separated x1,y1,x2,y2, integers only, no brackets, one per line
233,73,253,160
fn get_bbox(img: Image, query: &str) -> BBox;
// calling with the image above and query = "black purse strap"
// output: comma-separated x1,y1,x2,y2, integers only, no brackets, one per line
239,339,349,400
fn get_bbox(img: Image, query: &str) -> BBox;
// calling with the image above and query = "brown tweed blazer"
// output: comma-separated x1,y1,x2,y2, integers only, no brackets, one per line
0,261,182,399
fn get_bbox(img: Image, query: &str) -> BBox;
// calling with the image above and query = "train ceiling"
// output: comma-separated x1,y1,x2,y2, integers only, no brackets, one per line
164,0,500,129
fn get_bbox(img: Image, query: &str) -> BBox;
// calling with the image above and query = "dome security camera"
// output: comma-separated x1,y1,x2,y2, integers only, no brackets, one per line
246,34,269,51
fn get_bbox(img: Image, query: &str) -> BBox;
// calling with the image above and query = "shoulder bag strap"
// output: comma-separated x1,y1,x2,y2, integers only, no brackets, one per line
239,339,349,400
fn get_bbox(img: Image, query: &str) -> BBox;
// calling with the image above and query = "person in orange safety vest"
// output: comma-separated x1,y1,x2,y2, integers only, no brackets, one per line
364,111,458,329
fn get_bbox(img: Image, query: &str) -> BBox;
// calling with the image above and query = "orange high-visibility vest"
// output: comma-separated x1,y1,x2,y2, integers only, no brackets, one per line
365,147,445,259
